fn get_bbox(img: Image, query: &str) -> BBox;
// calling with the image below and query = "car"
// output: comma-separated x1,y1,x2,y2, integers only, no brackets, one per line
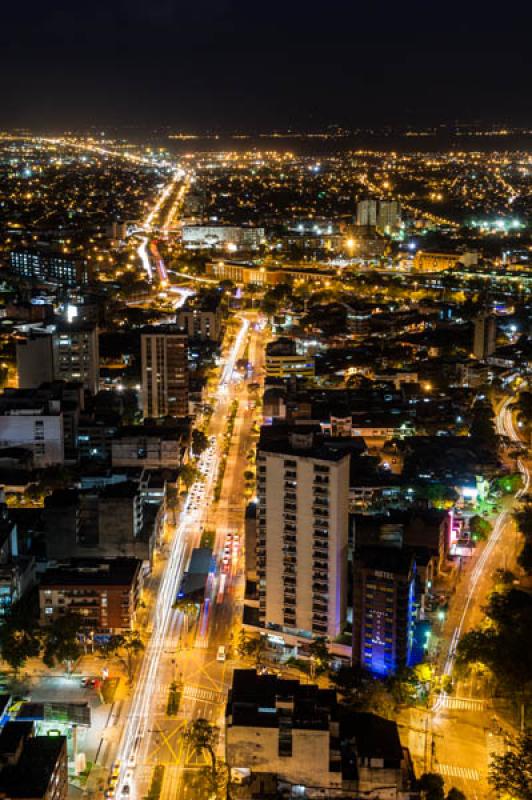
81,677,90,687
217,645,226,662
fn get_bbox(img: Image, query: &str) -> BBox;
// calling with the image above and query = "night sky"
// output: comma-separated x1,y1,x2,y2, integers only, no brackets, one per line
1,0,530,130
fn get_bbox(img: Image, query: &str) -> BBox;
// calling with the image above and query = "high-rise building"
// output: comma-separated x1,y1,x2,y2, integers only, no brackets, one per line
377,200,401,233
141,327,189,419
473,313,496,359
352,546,416,676
256,428,350,640
52,321,99,395
356,199,377,227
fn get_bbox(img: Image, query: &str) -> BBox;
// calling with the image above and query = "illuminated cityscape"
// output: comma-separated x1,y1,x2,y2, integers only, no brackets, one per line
0,4,531,800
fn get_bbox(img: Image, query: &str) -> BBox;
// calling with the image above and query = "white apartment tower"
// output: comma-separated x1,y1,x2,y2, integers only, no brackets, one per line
256,430,349,640
141,328,189,419
377,200,401,233
356,199,377,227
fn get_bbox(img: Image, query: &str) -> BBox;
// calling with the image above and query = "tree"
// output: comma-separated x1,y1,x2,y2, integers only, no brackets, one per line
237,630,267,667
308,637,329,677
42,614,83,673
0,602,41,675
100,631,144,682
191,430,209,457
417,772,445,800
386,666,419,706
489,731,532,800
516,503,532,575
179,463,201,490
470,399,498,451
330,665,395,718
446,789,466,800
184,718,225,797
456,589,532,700
469,514,492,542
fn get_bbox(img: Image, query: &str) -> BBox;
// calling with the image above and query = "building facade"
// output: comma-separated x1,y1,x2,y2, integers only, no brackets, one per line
39,557,143,632
256,430,349,640
226,670,342,795
177,305,222,343
473,313,496,359
352,547,416,676
265,339,315,379
9,248,90,286
52,322,99,395
141,328,189,419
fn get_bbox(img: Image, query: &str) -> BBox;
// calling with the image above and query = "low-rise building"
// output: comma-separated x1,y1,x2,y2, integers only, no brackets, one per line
182,224,265,251
226,670,342,796
265,338,315,379
43,481,160,564
0,722,68,800
111,425,187,469
226,670,417,799
9,248,91,287
413,251,462,273
177,293,223,342
39,557,143,632
0,393,64,467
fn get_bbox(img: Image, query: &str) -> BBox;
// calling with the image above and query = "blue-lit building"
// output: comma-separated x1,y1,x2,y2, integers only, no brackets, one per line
352,547,416,676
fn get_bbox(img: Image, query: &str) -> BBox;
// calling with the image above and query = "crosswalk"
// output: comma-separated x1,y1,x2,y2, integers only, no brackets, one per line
441,696,485,711
437,764,481,781
182,685,226,705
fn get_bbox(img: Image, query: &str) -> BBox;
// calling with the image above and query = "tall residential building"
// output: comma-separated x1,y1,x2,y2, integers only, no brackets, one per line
473,313,496,359
377,200,401,233
352,546,416,676
141,327,189,419
356,199,377,227
256,428,350,640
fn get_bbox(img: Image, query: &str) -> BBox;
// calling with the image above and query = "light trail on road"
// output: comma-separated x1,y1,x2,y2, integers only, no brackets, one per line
136,237,153,282
144,169,185,229
115,316,250,798
434,394,530,708
220,317,250,388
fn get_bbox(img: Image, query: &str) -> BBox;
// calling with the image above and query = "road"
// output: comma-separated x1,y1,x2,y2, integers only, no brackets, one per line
401,393,530,797
106,314,266,800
